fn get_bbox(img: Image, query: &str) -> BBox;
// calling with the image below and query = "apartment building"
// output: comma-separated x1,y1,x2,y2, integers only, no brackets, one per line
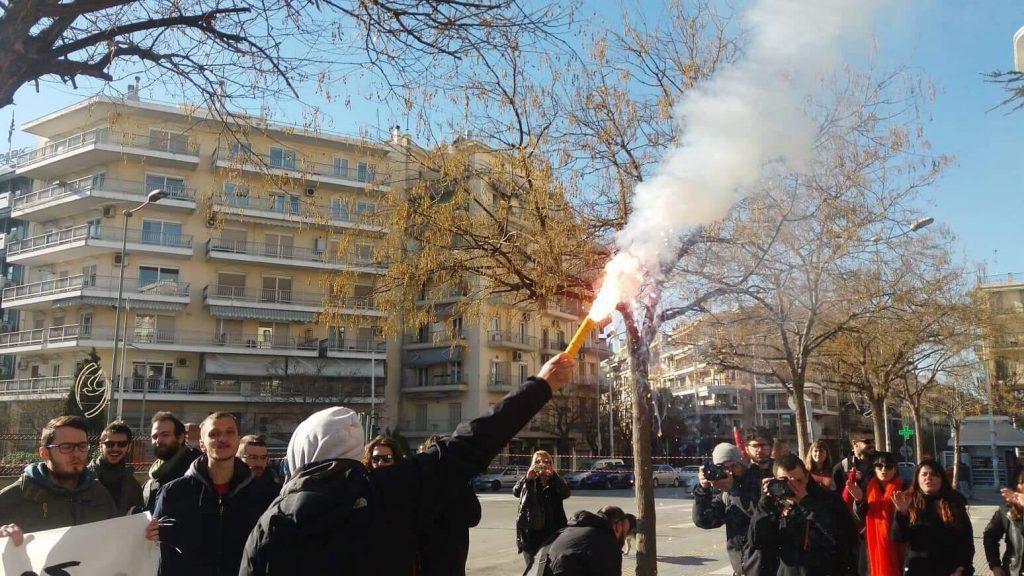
395,140,612,454
979,272,1024,385
0,94,396,446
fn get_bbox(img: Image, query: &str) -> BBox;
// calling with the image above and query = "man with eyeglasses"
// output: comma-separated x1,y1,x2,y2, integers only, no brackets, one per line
744,427,776,482
89,420,144,515
238,434,280,511
0,415,117,539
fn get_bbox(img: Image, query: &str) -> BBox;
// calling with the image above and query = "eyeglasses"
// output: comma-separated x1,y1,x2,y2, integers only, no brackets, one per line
371,454,394,464
46,442,91,454
874,463,895,470
242,454,269,462
102,440,129,449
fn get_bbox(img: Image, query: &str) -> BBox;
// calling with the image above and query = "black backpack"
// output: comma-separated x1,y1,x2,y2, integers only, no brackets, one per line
241,459,376,576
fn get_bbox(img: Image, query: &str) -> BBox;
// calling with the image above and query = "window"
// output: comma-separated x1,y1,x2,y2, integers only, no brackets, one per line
217,272,246,297
355,201,376,216
415,404,428,429
219,229,247,252
262,276,292,303
269,147,297,170
271,193,300,215
145,174,187,198
264,233,294,258
149,130,189,154
141,220,182,246
490,361,501,385
138,267,179,292
134,314,175,343
78,312,92,336
331,198,350,221
448,403,462,429
258,322,289,348
224,183,250,208
132,362,173,392
333,158,349,177
81,265,97,287
229,141,252,157
518,363,528,383
449,360,462,383
489,317,500,333
217,319,243,343
353,284,374,307
451,316,463,336
357,162,369,182
355,243,373,262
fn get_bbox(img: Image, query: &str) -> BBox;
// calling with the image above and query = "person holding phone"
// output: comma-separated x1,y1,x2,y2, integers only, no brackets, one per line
514,450,570,569
847,452,904,576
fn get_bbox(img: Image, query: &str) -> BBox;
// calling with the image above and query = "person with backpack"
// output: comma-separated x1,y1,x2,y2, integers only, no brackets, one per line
525,505,636,576
239,353,575,576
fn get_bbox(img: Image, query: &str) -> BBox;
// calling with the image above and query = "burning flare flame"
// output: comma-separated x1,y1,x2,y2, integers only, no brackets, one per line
588,253,643,320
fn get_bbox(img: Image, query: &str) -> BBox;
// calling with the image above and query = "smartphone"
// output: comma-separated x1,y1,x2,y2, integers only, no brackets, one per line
847,470,857,484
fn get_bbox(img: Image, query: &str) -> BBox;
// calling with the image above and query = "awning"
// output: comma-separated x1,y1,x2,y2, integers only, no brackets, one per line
403,347,460,367
55,296,186,312
208,305,316,323
203,354,383,378
948,416,1024,448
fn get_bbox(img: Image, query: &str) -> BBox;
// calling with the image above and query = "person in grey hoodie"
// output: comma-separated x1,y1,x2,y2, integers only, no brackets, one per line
0,416,117,539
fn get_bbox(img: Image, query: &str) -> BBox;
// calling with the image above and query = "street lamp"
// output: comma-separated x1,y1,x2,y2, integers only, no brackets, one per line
108,188,167,423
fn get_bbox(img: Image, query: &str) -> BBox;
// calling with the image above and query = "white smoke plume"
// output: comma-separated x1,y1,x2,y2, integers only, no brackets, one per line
613,0,884,279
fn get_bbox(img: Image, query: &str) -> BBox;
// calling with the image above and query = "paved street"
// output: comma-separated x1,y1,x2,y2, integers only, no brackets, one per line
468,487,1002,576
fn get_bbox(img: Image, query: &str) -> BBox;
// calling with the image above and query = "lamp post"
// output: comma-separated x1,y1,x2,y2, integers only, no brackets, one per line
108,188,167,423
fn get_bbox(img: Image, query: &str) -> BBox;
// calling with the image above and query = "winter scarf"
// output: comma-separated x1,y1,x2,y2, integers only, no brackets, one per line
865,476,904,576
148,445,190,481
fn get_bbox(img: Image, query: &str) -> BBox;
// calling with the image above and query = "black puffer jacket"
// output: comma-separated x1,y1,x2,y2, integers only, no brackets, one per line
749,481,857,576
527,510,622,576
419,478,482,576
514,473,570,553
240,377,553,576
692,468,767,575
984,503,1024,575
892,493,974,576
153,457,265,576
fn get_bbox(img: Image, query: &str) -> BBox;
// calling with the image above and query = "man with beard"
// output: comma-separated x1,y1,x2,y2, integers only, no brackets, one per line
525,505,637,576
832,431,876,576
89,420,144,514
0,416,118,539
153,412,265,576
143,411,198,510
745,427,776,482
238,434,281,511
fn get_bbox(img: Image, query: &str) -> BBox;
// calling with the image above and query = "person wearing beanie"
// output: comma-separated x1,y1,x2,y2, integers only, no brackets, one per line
692,442,775,575
239,353,575,576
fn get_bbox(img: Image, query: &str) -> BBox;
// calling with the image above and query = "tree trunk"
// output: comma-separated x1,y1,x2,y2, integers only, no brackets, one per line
869,395,887,452
911,405,924,464
792,378,809,457
627,333,657,576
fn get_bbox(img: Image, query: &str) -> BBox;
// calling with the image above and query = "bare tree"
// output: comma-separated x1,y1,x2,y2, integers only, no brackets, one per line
924,363,985,488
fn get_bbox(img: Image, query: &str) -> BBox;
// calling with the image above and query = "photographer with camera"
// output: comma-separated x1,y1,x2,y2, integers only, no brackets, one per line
749,453,857,576
514,450,570,569
692,443,772,575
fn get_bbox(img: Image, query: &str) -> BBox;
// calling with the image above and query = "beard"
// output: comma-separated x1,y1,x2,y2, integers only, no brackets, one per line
48,462,84,483
154,441,180,460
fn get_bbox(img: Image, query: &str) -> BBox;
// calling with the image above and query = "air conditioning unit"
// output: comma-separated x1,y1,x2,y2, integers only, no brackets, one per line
304,187,316,197
176,357,189,367
512,351,524,361
112,253,123,266
102,206,116,218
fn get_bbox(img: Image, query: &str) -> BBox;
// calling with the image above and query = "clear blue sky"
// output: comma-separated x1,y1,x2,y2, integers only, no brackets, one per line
4,1,1021,274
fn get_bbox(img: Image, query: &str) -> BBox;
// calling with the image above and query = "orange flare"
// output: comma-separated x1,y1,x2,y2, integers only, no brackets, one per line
565,317,596,358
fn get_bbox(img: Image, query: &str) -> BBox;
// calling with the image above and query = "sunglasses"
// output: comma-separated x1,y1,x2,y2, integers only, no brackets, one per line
371,454,394,464
874,463,894,470
858,439,875,445
102,440,130,449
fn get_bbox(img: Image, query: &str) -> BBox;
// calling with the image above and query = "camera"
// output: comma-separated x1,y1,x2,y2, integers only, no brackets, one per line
701,463,729,481
766,478,795,499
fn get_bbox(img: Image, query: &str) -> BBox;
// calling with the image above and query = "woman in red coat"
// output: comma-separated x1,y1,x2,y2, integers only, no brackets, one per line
847,451,904,576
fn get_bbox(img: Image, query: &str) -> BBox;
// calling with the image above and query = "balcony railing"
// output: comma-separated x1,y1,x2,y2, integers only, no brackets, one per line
0,325,322,352
541,338,569,351
7,224,193,257
12,175,196,211
214,148,389,185
981,272,1024,288
213,190,377,225
397,418,459,434
404,330,466,345
206,238,382,269
402,375,467,388
320,339,387,353
0,377,73,397
487,330,536,347
3,274,189,302
15,127,197,166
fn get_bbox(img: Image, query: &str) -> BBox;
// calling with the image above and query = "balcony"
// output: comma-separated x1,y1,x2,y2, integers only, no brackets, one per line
205,238,384,274
14,127,200,179
11,175,196,220
203,285,383,322
486,330,536,351
212,148,390,190
403,329,467,349
981,272,1024,289
7,225,193,265
580,339,612,357
397,418,459,436
120,378,380,403
3,274,190,310
541,338,569,354
400,375,468,395
210,189,384,232
318,339,387,359
542,299,584,320
0,324,109,354
0,377,73,400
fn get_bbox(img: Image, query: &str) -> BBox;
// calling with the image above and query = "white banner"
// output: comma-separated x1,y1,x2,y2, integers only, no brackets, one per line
0,513,158,576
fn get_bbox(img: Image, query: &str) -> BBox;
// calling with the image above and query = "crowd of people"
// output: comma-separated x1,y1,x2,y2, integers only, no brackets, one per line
0,353,641,576
691,427,1005,576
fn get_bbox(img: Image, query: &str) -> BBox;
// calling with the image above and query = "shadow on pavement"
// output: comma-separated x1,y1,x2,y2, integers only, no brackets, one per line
655,555,719,566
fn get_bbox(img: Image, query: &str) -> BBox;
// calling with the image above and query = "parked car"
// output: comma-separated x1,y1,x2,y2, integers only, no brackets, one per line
676,464,700,489
565,459,627,489
473,466,526,491
580,464,633,489
653,464,680,488
897,462,916,483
